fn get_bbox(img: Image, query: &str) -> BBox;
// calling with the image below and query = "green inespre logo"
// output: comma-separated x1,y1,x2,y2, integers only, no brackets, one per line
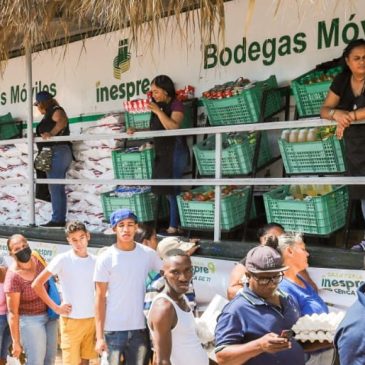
113,39,131,79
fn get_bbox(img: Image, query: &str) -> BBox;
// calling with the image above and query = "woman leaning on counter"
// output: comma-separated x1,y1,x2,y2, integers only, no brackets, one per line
320,38,365,251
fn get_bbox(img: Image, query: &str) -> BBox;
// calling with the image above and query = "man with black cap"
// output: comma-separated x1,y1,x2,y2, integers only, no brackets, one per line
93,208,162,365
215,245,305,365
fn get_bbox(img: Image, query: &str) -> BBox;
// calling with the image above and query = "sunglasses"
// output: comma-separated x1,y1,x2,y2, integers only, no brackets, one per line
250,272,284,285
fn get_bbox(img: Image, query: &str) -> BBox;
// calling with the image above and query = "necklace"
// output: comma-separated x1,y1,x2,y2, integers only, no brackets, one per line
351,75,365,98
352,75,365,83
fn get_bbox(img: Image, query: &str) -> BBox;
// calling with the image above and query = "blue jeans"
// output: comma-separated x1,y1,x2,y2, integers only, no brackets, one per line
47,144,72,222
104,329,150,365
168,138,189,228
0,314,10,359
19,314,58,365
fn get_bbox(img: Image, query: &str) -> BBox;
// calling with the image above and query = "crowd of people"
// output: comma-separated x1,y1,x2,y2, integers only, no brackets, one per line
0,209,361,365
0,208,203,365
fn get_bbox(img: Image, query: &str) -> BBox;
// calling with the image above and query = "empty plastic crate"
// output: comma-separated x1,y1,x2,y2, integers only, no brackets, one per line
112,148,155,179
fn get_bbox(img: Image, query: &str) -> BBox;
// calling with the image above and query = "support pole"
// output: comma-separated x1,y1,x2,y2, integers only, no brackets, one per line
214,133,222,242
25,43,35,226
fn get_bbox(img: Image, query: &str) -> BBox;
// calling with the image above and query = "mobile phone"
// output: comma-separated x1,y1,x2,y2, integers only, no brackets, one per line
280,329,294,339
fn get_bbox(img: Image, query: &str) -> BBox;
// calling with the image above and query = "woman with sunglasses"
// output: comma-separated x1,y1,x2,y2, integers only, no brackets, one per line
277,233,333,365
320,39,365,251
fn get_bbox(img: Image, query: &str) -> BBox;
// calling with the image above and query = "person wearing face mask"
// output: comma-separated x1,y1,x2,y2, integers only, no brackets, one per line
4,234,58,365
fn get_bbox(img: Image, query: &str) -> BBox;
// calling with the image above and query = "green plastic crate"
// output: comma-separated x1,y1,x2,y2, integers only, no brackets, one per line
125,112,150,130
278,135,346,174
101,190,166,222
124,100,194,130
193,132,272,176
177,186,251,230
112,148,155,179
291,67,342,117
263,185,349,235
0,113,21,140
201,75,281,126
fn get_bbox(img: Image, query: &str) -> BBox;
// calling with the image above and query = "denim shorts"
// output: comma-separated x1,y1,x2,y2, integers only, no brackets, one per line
104,329,150,365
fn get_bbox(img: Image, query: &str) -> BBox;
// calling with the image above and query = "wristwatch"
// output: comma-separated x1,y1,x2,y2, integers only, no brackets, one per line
328,108,336,119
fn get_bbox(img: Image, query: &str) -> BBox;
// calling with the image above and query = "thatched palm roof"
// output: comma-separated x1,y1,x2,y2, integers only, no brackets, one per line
0,0,228,62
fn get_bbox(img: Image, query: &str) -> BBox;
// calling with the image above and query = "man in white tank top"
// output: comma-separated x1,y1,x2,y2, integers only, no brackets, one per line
148,249,209,365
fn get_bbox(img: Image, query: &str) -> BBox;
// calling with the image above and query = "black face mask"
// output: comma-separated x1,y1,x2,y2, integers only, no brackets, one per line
15,246,32,263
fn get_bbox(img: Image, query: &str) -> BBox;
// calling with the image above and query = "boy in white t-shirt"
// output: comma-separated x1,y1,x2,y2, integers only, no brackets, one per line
94,208,162,365
32,221,97,365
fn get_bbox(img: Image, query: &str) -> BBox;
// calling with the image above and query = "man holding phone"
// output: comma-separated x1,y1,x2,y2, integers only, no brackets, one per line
215,246,305,365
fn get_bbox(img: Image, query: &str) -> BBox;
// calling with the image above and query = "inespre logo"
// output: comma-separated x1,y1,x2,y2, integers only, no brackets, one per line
113,39,131,79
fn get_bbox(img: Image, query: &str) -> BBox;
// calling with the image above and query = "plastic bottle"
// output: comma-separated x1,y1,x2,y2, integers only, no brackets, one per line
100,351,109,365
305,184,317,197
297,128,308,143
322,185,333,195
281,129,291,142
288,129,299,143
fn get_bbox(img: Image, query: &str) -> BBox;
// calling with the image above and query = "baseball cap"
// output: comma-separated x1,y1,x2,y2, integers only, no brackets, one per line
110,208,138,227
34,91,53,106
245,246,288,274
157,237,197,259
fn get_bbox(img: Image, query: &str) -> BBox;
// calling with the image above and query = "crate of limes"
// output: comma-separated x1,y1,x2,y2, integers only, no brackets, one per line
193,132,272,176
291,66,342,117
112,147,155,179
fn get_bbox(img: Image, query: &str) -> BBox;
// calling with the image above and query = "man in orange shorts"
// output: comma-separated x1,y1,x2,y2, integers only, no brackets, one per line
33,221,97,365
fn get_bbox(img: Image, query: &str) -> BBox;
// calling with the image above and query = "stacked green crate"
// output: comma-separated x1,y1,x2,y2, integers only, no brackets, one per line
263,185,348,235
193,132,272,176
201,75,281,125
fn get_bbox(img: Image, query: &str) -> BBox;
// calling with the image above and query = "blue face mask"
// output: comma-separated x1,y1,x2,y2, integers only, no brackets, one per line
15,246,32,263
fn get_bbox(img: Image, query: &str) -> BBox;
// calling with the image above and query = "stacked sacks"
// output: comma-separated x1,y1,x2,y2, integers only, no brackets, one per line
0,143,54,226
292,312,345,343
66,113,123,232
0,144,31,225
0,113,125,230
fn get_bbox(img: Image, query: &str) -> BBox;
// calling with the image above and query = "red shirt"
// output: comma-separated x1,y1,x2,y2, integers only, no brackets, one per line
4,257,48,315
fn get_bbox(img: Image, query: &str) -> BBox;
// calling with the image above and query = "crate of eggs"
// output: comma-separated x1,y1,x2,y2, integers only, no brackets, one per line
278,126,346,174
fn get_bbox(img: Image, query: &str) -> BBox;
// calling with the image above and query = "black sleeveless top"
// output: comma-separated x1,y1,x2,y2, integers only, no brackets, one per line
330,71,365,197
36,105,71,151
